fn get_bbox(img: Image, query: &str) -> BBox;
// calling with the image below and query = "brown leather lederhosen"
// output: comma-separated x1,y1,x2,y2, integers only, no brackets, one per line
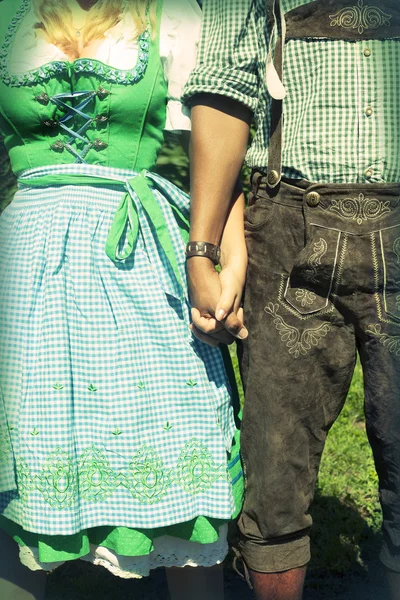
237,0,400,575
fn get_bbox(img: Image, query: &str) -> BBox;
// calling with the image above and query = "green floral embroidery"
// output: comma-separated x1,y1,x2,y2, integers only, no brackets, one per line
126,446,172,505
137,381,146,391
186,379,198,388
79,446,117,502
15,439,228,509
30,428,39,437
175,439,227,495
16,458,33,505
0,423,12,463
163,422,173,432
87,384,98,393
36,448,77,509
112,428,122,436
53,382,64,391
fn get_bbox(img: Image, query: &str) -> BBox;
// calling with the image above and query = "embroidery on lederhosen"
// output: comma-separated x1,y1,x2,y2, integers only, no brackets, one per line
393,238,400,312
264,303,331,359
295,289,317,308
368,232,400,349
330,0,392,34
303,238,328,284
329,193,392,225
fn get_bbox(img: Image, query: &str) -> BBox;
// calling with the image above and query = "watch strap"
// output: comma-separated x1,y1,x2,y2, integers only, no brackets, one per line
185,241,221,266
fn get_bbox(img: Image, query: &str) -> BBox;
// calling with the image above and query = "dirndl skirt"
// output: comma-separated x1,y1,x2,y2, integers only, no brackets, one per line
0,164,243,577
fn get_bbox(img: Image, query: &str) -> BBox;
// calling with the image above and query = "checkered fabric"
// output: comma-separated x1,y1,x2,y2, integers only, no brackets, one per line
183,0,400,183
0,163,237,535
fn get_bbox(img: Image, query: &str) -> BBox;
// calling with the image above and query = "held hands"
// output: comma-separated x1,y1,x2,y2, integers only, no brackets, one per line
187,255,248,347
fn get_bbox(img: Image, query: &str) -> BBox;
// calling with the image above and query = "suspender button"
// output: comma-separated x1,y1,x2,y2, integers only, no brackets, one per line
306,191,321,207
267,170,280,187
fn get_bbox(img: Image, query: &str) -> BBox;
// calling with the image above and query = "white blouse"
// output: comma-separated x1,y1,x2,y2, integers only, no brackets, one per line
9,0,202,132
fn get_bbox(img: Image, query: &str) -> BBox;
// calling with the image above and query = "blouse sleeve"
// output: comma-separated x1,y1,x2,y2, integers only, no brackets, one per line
160,0,202,133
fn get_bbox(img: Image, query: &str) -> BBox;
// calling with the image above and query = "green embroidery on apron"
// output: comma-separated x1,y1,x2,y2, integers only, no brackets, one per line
126,446,172,505
36,449,78,510
79,446,119,503
14,439,229,509
0,423,12,463
175,439,228,496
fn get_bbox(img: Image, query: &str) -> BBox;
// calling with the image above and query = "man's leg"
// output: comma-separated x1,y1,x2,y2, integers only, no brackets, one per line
249,567,306,600
359,315,400,600
238,180,357,599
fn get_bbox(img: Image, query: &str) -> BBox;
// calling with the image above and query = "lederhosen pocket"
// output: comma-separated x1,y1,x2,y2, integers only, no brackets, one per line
282,184,400,317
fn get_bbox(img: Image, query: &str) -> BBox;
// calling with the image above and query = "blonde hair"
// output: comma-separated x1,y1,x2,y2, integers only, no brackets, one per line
32,0,156,60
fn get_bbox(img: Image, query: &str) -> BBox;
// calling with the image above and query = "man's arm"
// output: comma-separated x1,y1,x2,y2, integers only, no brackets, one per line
187,98,251,342
182,0,259,341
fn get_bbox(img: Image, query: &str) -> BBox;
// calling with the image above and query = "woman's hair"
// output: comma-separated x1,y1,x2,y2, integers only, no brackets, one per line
32,1,156,59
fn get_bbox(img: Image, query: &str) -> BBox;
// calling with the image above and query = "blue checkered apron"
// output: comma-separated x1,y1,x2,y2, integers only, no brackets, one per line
0,164,237,535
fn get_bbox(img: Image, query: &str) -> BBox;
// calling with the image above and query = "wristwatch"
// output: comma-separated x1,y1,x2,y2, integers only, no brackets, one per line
185,241,221,266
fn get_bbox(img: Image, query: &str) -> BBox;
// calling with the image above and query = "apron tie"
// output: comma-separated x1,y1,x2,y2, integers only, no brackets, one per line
18,170,188,301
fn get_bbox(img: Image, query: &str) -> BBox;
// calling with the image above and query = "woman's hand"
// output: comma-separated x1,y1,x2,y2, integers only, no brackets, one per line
187,257,248,347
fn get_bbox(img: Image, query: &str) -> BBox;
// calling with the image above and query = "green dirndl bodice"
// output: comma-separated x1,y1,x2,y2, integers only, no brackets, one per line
0,0,243,569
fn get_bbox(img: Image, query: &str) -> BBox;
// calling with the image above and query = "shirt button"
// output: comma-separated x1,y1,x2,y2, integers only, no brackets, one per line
363,48,372,57
365,106,374,117
306,191,321,207
365,168,374,178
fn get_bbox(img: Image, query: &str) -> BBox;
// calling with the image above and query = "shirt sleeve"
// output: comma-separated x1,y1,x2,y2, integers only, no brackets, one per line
161,0,202,133
182,0,259,113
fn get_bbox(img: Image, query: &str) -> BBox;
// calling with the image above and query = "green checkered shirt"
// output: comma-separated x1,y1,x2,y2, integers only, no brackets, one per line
183,0,400,184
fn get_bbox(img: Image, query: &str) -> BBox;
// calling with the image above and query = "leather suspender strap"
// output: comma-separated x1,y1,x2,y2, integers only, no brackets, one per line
266,0,286,188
